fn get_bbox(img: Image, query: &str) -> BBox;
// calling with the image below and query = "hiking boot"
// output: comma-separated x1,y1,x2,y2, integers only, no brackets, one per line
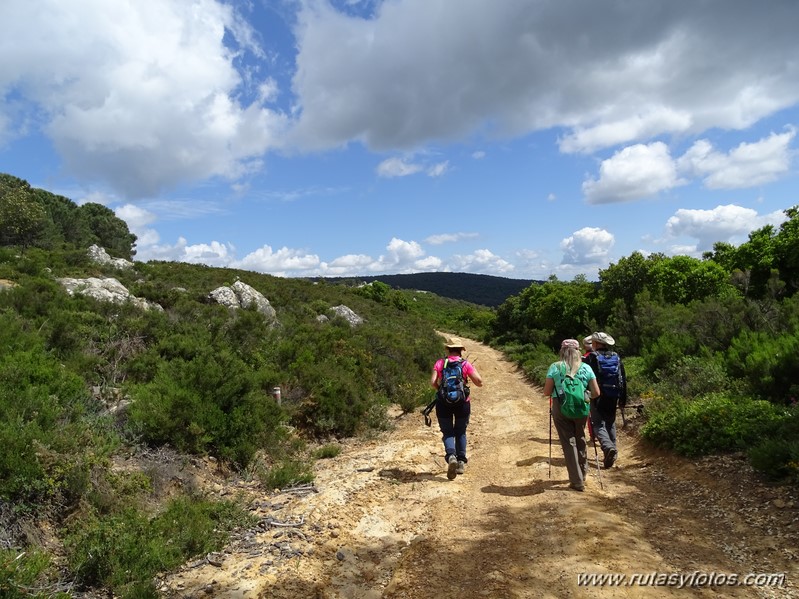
569,483,585,492
604,448,617,469
456,460,466,475
446,455,458,480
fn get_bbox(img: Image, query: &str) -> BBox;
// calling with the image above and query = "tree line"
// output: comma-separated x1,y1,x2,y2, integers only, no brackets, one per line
0,173,136,258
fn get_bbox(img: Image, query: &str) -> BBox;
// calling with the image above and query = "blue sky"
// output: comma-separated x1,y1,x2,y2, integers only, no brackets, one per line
1,0,798,280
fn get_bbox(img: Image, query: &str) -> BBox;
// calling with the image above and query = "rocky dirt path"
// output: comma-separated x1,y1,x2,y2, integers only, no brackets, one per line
162,338,798,598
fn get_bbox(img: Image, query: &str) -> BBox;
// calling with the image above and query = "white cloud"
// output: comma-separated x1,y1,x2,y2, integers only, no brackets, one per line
137,237,235,267
677,128,796,189
560,107,693,154
235,245,321,276
583,142,686,204
449,249,514,274
7,0,799,202
560,227,615,265
665,204,788,251
290,1,799,153
425,232,479,245
376,157,423,178
0,0,287,198
427,161,449,177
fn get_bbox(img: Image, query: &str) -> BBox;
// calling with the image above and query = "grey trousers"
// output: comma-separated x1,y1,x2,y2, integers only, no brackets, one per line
590,402,617,458
551,398,588,487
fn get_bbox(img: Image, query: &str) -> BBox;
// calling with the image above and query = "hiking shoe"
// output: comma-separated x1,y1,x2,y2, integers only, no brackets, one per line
456,460,466,475
569,483,585,492
446,455,458,480
604,448,617,469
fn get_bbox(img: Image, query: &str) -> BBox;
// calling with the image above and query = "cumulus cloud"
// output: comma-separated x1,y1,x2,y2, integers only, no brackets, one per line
0,0,286,198
136,237,235,267
6,0,799,201
665,204,788,251
449,249,514,274
290,1,799,153
583,142,686,204
234,245,321,276
560,227,615,265
677,129,796,189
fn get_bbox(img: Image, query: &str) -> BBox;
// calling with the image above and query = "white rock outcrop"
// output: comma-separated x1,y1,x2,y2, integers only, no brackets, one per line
329,305,364,327
88,245,134,270
58,277,163,311
208,281,278,323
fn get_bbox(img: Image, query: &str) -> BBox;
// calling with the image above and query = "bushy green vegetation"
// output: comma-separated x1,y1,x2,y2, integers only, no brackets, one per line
0,177,481,595
640,394,788,456
0,187,484,595
64,496,254,598
489,205,799,483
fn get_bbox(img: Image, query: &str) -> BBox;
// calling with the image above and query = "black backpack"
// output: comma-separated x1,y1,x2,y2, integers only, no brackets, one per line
438,358,468,404
595,351,623,398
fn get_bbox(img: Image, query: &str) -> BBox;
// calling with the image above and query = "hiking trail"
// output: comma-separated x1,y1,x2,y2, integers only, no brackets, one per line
160,337,798,598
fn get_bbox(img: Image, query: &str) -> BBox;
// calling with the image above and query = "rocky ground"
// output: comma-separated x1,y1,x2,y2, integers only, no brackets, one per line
159,338,798,598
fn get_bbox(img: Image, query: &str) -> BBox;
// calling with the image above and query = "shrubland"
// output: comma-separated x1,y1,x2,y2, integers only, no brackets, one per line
4,172,798,596
0,235,488,597
488,206,799,486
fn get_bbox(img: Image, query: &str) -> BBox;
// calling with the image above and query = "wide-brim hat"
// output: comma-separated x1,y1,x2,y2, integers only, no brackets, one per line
561,339,580,349
592,331,615,346
445,337,466,350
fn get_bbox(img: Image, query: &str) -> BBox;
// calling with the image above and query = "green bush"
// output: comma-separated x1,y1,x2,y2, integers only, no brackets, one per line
128,347,286,466
258,458,314,490
727,330,799,403
0,548,70,599
0,313,118,503
652,354,733,401
65,497,253,598
313,443,342,459
641,393,786,456
748,408,799,482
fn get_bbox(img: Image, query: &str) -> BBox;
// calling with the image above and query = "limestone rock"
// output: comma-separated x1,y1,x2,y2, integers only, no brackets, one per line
329,305,364,327
208,281,278,323
88,244,134,270
58,277,163,311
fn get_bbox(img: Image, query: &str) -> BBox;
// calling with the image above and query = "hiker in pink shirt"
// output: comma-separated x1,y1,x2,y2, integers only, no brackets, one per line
430,337,483,479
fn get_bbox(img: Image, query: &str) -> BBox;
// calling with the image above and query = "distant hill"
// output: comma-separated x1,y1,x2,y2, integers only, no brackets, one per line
315,272,539,307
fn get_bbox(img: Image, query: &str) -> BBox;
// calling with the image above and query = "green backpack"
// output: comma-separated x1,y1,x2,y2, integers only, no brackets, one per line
554,364,590,419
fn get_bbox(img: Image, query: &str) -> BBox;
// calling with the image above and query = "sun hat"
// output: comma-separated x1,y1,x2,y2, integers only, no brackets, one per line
583,335,593,345
561,339,580,349
445,337,466,350
591,331,615,346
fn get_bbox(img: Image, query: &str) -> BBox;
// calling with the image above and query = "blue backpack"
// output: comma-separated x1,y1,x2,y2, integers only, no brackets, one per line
595,351,622,398
438,358,468,404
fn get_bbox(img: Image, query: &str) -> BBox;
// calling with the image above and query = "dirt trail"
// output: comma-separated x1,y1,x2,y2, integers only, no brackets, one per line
162,338,798,598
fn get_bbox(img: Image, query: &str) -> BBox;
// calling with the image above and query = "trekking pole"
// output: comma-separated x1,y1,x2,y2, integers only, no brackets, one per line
548,396,552,479
587,418,604,490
